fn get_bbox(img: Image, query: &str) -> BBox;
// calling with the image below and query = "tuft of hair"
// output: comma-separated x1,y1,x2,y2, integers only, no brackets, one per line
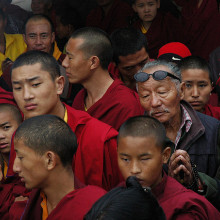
178,55,212,82
24,14,55,33
118,115,169,150
0,103,22,124
70,27,113,70
111,27,148,65
11,50,61,81
84,176,166,220
14,115,77,167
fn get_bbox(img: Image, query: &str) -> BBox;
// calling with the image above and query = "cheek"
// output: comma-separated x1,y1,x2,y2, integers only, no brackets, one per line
118,161,130,179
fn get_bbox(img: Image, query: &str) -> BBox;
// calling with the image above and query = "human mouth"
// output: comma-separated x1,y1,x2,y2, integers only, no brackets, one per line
0,143,8,149
25,103,37,111
189,101,202,107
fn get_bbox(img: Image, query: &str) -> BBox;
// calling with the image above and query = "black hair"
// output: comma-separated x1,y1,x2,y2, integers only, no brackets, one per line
0,103,22,124
111,27,148,65
14,115,77,167
118,115,172,150
11,50,61,81
178,55,212,82
84,176,166,220
70,27,113,70
24,14,55,33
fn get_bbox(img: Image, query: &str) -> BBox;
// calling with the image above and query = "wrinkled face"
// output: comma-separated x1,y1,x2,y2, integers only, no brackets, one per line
24,19,55,53
133,0,160,23
117,47,149,89
31,0,48,14
13,139,48,189
62,38,91,84
137,65,182,124
0,111,20,155
12,63,63,119
118,135,169,188
182,68,212,112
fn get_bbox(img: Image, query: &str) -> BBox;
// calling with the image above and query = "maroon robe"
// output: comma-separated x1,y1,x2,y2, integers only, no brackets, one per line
86,0,134,34
203,104,220,120
133,11,182,59
152,173,220,220
21,186,106,220
174,0,220,60
0,86,16,106
7,104,122,191
72,79,144,130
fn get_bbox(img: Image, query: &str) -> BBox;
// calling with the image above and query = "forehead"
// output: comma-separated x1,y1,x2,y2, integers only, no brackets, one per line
118,47,148,66
0,110,16,123
26,19,52,33
66,38,84,53
14,139,36,155
181,68,210,81
134,0,158,3
12,63,51,81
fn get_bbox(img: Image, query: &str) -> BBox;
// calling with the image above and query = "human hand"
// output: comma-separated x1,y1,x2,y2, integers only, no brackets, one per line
2,58,13,73
168,149,193,186
14,196,29,202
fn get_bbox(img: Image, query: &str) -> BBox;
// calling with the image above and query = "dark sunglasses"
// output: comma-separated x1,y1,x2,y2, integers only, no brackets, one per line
134,70,180,82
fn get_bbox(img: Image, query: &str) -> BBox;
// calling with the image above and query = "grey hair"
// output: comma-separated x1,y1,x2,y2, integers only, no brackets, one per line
136,60,182,92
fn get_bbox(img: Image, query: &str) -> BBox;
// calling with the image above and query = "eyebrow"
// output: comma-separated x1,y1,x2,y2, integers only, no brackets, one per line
12,76,40,84
66,51,73,56
0,122,9,127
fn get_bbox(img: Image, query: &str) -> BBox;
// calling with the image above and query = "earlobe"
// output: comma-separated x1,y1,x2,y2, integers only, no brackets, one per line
162,147,171,164
45,151,56,170
56,76,65,95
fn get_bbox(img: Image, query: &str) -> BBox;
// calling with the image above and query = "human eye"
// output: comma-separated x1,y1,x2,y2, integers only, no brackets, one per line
41,34,48,39
28,34,36,39
198,83,207,88
121,157,130,163
185,82,192,88
137,3,144,8
18,156,24,161
32,82,41,88
3,125,11,131
13,86,22,91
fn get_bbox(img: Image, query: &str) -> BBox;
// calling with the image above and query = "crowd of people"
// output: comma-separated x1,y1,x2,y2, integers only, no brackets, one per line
0,0,220,219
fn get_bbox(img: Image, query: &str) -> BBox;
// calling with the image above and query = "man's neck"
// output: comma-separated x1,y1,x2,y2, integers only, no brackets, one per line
84,69,114,109
43,168,75,215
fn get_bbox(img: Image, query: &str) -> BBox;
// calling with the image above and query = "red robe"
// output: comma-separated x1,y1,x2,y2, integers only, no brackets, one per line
203,104,220,120
86,0,133,34
152,173,220,220
7,104,122,191
21,186,106,220
174,0,220,60
0,86,17,106
72,79,144,130
133,11,182,59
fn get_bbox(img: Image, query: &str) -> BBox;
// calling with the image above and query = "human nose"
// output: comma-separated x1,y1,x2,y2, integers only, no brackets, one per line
192,85,199,97
151,93,162,107
23,86,33,101
35,35,42,45
62,56,69,68
13,156,21,174
130,160,141,175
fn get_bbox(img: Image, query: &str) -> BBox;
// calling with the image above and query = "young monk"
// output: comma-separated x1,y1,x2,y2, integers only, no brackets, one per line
117,115,220,219
179,55,220,120
13,114,106,219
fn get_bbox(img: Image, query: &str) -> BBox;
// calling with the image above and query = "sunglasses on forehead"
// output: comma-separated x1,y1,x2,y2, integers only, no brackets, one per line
134,70,181,82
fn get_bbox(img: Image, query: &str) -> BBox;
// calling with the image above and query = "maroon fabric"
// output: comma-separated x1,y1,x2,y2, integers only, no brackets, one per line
0,86,16,106
133,11,182,59
7,104,122,191
203,104,220,120
72,79,144,130
108,62,120,80
86,0,134,34
21,186,106,220
174,0,220,60
152,173,220,220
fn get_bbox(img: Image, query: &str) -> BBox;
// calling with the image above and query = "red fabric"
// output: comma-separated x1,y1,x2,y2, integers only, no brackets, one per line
86,0,133,34
0,86,16,106
133,11,182,59
152,173,220,220
72,79,144,130
108,62,120,80
7,104,122,191
203,104,220,120
174,0,220,60
21,186,106,220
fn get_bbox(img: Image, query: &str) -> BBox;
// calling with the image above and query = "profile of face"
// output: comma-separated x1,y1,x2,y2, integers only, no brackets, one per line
118,135,170,188
24,19,55,54
12,63,64,119
137,65,183,124
132,0,160,23
31,0,50,14
117,47,149,90
0,111,20,155
181,68,212,113
13,139,48,189
62,38,91,84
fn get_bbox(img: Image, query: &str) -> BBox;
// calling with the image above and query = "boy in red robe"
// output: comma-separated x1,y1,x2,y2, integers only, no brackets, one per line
117,115,220,219
13,114,106,220
179,55,220,120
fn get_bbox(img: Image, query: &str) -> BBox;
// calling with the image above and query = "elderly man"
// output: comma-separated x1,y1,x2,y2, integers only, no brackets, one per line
134,60,220,210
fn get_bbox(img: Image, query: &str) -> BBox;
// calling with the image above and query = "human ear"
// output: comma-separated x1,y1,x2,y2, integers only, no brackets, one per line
162,147,171,164
45,151,56,170
180,82,185,100
90,56,99,70
55,76,65,95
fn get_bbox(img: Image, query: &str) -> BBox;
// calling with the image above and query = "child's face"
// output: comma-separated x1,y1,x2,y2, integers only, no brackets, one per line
182,68,212,112
133,0,160,23
118,135,170,189
0,111,20,155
